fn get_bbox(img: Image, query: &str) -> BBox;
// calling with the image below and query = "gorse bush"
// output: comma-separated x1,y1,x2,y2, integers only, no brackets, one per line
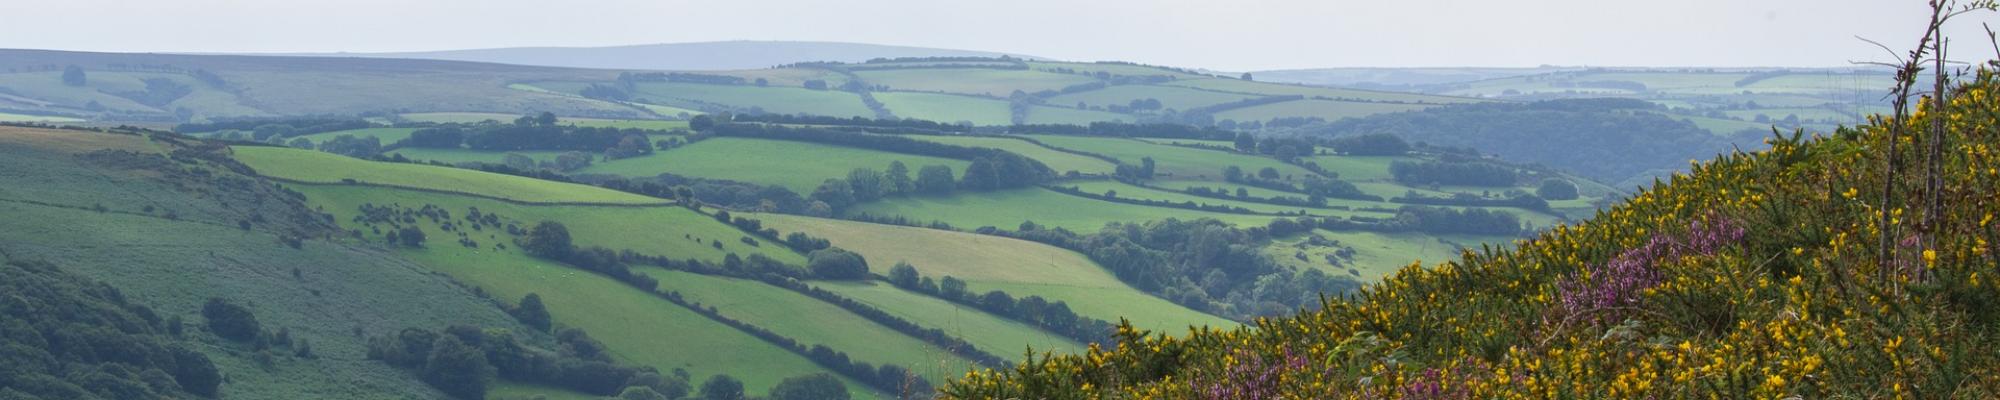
942,69,2000,398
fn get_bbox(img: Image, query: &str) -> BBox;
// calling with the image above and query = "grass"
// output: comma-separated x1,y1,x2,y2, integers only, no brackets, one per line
399,247,872,398
625,82,875,118
0,111,83,122
231,146,665,204
854,69,1097,97
1212,99,1434,122
1060,180,1377,217
749,213,1236,332
562,118,690,130
1299,154,1414,181
488,382,603,400
401,112,532,124
580,137,970,194
1266,230,1511,281
400,112,687,129
382,148,569,165
905,135,1117,175
1022,106,1132,125
1045,84,1259,111
645,269,980,384
816,281,1088,355
1019,134,1315,182
1160,78,1481,104
290,127,418,145
873,92,1014,126
291,184,805,265
842,187,1276,232
0,126,538,398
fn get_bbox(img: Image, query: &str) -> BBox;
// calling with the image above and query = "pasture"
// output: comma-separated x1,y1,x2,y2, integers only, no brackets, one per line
750,213,1236,331
626,81,876,118
1213,99,1434,123
841,187,1276,232
580,137,970,194
1019,134,1316,182
1160,77,1481,104
645,269,980,383
0,112,84,122
292,184,805,265
381,147,569,165
1021,105,1133,125
906,135,1117,175
1046,84,1258,111
290,127,418,145
854,69,1097,97
815,281,1088,355
873,92,1014,125
232,146,666,204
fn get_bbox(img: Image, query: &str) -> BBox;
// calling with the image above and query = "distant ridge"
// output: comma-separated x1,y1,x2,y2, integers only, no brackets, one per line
267,40,1043,71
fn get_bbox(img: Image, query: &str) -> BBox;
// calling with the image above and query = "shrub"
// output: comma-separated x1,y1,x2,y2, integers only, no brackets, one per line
201,298,261,342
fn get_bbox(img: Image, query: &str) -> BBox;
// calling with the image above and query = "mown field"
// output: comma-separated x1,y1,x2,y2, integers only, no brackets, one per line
232,146,665,204
290,127,418,145
844,187,1277,233
646,269,980,384
904,135,1117,175
1214,99,1434,122
292,184,805,265
1019,134,1315,181
581,137,970,194
854,69,1097,97
750,213,1238,331
815,280,1088,355
872,92,1014,126
1045,84,1258,111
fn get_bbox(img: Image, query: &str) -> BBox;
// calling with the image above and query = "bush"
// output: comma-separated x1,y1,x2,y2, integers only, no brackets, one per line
1537,178,1581,200
807,248,870,280
769,373,849,400
523,221,574,258
511,293,553,333
421,335,494,400
699,374,745,400
201,298,261,342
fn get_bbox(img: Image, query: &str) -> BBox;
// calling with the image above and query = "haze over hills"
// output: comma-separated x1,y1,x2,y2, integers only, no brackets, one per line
267,41,1041,71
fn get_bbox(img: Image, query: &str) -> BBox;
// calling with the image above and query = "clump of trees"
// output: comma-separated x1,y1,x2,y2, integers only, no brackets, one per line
1388,160,1519,186
1538,178,1580,200
1324,133,1411,155
806,248,870,280
0,260,223,399
367,324,681,399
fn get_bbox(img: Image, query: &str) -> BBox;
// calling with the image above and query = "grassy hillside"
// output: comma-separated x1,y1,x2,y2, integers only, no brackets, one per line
1046,84,1259,111
750,213,1237,331
873,92,1015,125
855,69,1097,97
0,126,563,399
845,187,1276,232
1019,134,1315,181
943,71,2000,399
0,50,636,121
816,280,1089,355
647,269,981,384
291,184,805,265
580,137,970,193
290,127,419,145
906,135,1118,176
233,146,665,204
1213,99,1433,122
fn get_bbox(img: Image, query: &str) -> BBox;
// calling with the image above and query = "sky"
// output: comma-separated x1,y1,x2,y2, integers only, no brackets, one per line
4,0,1995,71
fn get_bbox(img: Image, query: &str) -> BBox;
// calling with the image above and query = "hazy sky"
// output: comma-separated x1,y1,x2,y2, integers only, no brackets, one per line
6,0,1995,71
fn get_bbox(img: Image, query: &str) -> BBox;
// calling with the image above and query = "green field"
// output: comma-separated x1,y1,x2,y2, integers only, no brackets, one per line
873,92,1014,125
1020,134,1316,181
400,112,687,129
1213,99,1433,122
562,118,691,130
1264,230,1510,281
293,184,805,265
1046,84,1259,111
0,112,84,122
383,147,569,165
646,269,980,383
1061,180,1368,217
855,69,1097,97
400,112,528,124
581,137,970,193
1021,105,1133,125
1161,78,1481,104
906,135,1117,175
750,214,1236,331
400,248,873,398
291,127,419,145
816,281,1088,355
233,146,666,204
843,187,1276,233
1300,154,1413,181
625,82,876,118
1025,61,1207,79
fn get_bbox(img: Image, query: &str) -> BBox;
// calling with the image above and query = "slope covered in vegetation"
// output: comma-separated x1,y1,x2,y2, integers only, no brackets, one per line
944,70,2000,398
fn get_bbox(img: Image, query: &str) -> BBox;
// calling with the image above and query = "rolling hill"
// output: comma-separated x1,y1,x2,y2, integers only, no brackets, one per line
276,41,1040,71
